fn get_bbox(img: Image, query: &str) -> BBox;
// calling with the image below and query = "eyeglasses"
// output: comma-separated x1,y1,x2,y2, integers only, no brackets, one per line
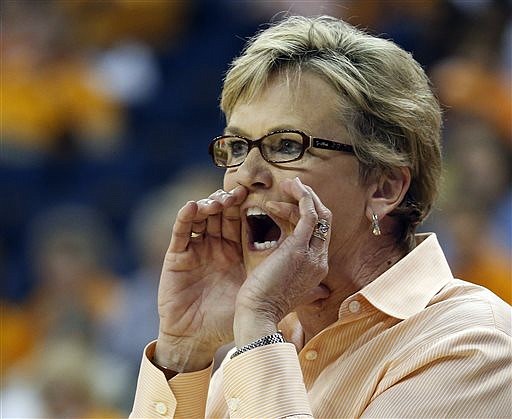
208,129,354,168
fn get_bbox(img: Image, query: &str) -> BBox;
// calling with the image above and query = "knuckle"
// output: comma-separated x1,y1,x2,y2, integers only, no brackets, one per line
173,231,190,239
197,198,213,205
300,189,310,198
304,206,317,218
210,189,227,199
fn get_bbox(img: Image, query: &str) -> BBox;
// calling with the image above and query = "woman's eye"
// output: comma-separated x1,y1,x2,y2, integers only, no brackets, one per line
277,139,302,154
230,140,247,156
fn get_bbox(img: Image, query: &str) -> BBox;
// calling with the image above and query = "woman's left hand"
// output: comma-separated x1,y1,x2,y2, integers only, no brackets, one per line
234,177,332,346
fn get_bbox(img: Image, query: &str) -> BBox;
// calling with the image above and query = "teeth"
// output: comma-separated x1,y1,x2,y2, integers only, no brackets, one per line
247,207,267,216
254,240,277,250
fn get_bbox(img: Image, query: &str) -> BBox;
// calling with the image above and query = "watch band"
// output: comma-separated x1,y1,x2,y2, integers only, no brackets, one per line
231,331,286,359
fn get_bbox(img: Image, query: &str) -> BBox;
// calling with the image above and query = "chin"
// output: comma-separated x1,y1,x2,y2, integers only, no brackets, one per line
242,247,272,274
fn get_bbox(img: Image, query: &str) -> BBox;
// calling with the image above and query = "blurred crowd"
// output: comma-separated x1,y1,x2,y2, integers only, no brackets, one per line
1,1,510,417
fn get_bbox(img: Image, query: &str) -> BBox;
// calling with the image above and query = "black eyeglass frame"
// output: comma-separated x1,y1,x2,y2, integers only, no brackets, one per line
208,129,355,168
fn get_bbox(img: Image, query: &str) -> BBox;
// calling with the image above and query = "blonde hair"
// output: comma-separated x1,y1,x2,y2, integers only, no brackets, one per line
221,15,442,247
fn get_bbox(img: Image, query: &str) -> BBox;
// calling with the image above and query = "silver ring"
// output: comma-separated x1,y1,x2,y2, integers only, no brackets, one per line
312,219,330,241
190,231,204,239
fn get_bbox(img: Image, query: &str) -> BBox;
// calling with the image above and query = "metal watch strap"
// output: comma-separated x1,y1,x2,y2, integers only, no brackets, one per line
230,331,286,359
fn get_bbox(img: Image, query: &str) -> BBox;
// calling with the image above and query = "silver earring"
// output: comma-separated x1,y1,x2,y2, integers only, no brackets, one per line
371,213,381,236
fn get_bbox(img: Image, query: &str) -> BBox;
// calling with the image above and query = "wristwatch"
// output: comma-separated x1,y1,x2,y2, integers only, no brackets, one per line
231,331,286,359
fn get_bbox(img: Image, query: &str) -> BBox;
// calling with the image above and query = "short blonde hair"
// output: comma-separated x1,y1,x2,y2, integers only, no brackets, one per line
221,15,442,247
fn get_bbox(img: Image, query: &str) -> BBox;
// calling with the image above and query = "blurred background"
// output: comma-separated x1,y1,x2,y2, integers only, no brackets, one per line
1,0,510,417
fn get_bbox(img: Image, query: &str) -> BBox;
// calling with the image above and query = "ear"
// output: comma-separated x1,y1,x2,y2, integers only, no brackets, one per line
365,166,411,222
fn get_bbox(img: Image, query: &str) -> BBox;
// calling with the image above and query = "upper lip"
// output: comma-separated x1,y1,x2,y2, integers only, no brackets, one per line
242,202,280,224
241,199,275,220
240,195,292,215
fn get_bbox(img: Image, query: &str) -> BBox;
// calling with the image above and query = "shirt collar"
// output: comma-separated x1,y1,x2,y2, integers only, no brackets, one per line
357,233,453,320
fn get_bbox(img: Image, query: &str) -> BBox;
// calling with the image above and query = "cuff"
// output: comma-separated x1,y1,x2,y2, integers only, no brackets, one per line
130,341,213,418
223,343,312,418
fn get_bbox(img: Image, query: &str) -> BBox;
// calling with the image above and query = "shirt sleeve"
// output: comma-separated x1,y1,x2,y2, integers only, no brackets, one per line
361,327,512,418
221,343,313,418
130,341,213,419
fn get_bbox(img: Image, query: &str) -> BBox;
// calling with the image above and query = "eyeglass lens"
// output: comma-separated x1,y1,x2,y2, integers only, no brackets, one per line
213,132,304,167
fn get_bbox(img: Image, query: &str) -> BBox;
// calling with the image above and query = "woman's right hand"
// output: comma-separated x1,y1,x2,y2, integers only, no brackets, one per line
154,185,248,372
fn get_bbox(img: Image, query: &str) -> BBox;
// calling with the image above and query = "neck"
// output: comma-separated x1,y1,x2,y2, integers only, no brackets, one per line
296,231,407,343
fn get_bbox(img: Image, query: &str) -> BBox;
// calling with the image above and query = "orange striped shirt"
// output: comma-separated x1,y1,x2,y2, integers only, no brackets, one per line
131,234,512,418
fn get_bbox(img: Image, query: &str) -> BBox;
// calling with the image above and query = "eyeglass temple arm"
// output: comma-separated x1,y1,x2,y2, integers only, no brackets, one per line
312,138,354,153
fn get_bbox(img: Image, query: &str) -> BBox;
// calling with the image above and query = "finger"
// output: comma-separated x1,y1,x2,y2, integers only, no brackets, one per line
191,221,206,235
310,218,331,250
206,213,221,238
194,187,244,220
303,185,330,219
185,188,241,239
222,185,247,243
223,185,247,207
209,188,236,205
265,201,300,226
303,185,332,251
279,178,332,250
206,186,247,240
195,198,223,217
280,177,318,245
169,201,199,252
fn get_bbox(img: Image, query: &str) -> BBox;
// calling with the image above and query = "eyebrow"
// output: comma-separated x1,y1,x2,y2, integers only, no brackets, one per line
223,126,248,136
224,125,310,138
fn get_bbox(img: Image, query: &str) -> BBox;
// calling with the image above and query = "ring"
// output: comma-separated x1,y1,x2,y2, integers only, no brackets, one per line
312,219,330,241
190,231,204,239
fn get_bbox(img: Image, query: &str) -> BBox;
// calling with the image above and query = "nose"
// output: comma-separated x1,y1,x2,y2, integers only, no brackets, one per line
230,147,273,190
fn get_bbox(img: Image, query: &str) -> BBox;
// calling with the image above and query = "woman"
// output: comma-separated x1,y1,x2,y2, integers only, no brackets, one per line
131,16,511,418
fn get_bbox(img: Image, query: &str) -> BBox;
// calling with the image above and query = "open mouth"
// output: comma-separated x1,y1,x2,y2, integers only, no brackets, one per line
246,207,282,250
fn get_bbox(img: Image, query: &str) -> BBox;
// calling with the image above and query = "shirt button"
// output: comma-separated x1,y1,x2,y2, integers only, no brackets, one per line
348,300,361,313
305,350,318,361
227,397,240,412
155,402,167,415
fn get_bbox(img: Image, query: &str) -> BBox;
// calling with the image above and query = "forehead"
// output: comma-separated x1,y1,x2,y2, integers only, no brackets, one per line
226,71,346,139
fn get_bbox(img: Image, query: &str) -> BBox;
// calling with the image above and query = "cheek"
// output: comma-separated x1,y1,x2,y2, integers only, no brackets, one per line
329,190,368,239
305,176,367,218
301,161,363,207
223,170,236,191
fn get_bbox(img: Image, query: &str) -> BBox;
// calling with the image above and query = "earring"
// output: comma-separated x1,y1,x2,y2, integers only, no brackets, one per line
371,213,381,236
